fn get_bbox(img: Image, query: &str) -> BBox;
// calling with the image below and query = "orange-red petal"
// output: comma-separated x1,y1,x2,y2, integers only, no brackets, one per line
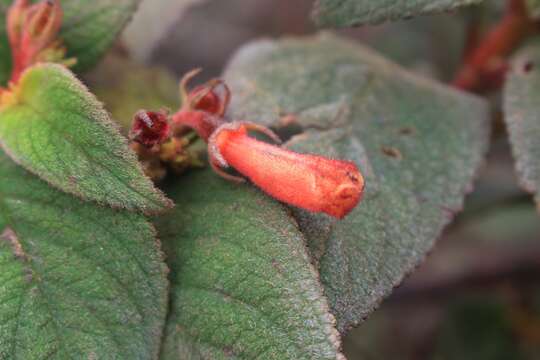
213,124,364,218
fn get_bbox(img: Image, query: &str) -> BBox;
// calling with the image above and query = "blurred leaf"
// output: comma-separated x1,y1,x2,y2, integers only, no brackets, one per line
0,150,168,358
343,181,540,359
344,200,540,359
0,0,141,85
311,0,484,27
504,43,540,213
343,302,444,360
461,203,540,243
85,53,179,134
0,63,172,214
434,297,525,360
344,294,529,360
391,201,540,300
526,0,540,18
355,14,466,81
61,0,140,73
122,0,209,61
224,34,490,332
156,169,344,360
460,138,525,215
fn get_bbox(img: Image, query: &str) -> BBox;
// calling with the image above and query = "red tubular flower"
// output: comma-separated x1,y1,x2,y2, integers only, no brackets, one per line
208,122,364,219
7,0,68,84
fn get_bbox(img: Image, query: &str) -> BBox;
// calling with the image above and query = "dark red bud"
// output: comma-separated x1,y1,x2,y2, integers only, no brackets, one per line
130,110,171,147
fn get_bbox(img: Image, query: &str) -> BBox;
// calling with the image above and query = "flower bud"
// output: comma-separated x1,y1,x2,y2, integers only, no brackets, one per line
130,110,171,148
7,0,67,84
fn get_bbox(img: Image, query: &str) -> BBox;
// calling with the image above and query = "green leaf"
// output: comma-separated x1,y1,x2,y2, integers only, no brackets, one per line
0,63,172,214
156,169,344,360
0,0,141,85
224,34,490,332
0,149,168,359
61,0,140,73
311,0,483,27
504,43,540,213
356,14,466,81
344,199,540,359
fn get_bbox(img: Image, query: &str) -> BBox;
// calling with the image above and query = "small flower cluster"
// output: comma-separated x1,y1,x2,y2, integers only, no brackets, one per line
129,108,205,182
131,70,365,219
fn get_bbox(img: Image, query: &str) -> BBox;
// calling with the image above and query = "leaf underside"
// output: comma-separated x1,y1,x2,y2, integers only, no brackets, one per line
0,63,171,214
0,149,168,359
224,34,490,332
311,0,484,27
504,43,540,212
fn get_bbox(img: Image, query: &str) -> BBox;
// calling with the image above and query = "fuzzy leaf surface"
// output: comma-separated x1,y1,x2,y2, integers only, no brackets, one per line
0,63,171,213
504,43,540,212
0,0,140,84
0,150,168,359
224,34,490,331
312,0,483,27
156,170,344,360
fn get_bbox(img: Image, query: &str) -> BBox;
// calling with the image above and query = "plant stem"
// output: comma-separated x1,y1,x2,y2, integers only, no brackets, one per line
452,0,538,92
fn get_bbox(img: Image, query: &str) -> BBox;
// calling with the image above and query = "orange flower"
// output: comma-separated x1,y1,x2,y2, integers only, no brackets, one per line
208,122,364,219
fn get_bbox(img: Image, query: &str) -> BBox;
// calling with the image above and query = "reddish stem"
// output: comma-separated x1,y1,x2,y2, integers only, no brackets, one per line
172,110,225,141
452,0,538,92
